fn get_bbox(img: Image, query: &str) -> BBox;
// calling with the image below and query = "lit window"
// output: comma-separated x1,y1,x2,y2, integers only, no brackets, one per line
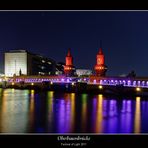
42,60,45,63
41,66,45,69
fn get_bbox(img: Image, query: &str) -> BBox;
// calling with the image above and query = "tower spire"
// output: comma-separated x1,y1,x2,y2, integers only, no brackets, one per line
64,48,74,76
67,48,71,56
94,40,107,76
98,40,103,55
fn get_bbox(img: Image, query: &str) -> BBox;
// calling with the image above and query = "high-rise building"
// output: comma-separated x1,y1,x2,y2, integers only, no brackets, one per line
4,49,56,76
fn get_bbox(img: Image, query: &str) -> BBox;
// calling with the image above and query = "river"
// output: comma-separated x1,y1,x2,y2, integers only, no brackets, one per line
0,88,148,133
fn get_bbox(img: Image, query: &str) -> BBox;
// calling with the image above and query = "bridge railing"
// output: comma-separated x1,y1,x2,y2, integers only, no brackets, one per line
87,78,148,88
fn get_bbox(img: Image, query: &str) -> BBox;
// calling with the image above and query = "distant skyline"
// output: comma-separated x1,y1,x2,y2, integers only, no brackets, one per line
0,11,148,76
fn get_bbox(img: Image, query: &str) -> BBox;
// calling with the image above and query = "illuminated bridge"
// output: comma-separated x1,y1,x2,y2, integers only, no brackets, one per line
88,76,148,89
1,76,148,89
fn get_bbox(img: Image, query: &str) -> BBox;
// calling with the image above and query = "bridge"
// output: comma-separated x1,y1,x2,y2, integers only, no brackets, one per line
0,75,148,90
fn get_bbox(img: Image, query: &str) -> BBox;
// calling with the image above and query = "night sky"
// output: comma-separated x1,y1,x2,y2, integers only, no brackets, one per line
0,11,148,76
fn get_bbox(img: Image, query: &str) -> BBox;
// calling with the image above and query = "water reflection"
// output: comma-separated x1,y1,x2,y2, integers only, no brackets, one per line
28,90,35,131
120,100,132,133
0,89,29,133
47,91,54,132
0,89,147,133
96,94,103,133
134,97,141,133
107,100,118,133
81,94,88,132
55,93,75,133
70,93,75,132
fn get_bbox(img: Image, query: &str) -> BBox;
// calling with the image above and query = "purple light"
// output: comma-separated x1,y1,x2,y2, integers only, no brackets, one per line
128,80,131,85
67,79,70,82
93,80,96,83
133,81,136,86
61,78,64,82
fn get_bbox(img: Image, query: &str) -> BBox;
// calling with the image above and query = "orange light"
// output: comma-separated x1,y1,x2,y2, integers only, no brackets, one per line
31,83,34,86
12,82,14,85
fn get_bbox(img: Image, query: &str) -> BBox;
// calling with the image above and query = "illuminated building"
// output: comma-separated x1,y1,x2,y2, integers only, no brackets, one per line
94,47,107,76
76,69,92,77
55,62,65,75
64,48,75,76
4,49,56,76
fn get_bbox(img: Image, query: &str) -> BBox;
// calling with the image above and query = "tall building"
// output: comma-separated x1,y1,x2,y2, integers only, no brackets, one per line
4,49,56,76
94,47,107,76
64,48,75,76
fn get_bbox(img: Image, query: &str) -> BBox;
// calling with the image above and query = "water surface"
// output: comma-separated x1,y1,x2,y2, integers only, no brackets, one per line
0,88,148,133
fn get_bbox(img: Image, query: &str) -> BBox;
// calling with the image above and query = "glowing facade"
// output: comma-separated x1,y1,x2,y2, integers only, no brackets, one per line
5,49,56,76
94,47,107,76
76,69,92,76
64,49,75,76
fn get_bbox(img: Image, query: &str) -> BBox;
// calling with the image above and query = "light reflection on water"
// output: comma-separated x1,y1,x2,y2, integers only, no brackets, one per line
134,97,141,133
0,89,29,133
0,88,148,133
81,94,88,132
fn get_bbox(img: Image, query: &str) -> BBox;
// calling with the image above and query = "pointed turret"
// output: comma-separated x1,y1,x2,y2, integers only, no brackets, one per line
64,48,75,76
67,48,72,57
94,45,107,76
98,47,103,55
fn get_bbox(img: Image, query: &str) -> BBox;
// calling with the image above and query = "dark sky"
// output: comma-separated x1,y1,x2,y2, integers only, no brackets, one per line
0,11,148,76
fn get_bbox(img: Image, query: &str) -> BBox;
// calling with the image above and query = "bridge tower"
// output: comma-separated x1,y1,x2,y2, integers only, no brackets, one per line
64,48,75,76
94,46,107,76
